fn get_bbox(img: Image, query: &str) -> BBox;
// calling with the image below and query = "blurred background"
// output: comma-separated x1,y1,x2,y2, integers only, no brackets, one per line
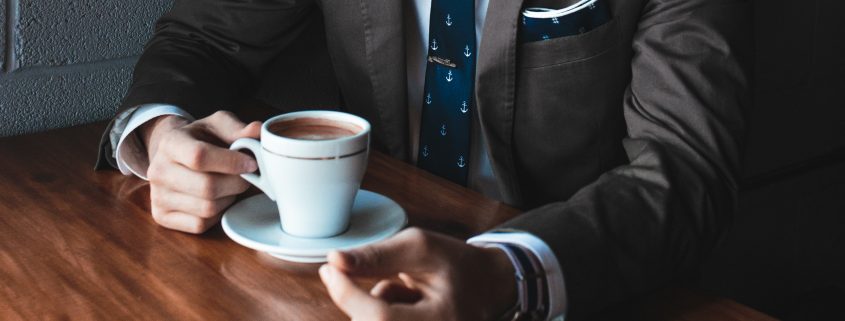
701,1,845,320
0,0,843,319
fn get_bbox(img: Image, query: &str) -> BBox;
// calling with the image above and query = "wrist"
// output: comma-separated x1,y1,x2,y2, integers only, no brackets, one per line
482,247,519,318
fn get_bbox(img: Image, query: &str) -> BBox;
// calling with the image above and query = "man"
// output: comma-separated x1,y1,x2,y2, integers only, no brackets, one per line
97,0,751,319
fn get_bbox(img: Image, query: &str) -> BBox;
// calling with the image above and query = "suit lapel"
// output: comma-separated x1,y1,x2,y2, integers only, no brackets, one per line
359,0,410,160
476,0,525,205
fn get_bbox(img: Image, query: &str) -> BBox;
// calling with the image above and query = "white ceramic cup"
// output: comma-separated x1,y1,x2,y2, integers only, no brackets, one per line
230,111,371,238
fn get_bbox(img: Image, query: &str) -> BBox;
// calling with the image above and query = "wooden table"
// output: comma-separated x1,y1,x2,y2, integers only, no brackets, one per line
0,119,778,321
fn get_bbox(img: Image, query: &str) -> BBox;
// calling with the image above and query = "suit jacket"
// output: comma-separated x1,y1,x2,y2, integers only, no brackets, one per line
96,0,751,318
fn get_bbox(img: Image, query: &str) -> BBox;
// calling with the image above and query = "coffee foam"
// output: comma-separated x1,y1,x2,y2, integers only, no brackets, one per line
268,117,363,141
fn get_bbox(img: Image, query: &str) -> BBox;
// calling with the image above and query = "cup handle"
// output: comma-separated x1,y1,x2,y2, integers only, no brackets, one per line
230,138,276,201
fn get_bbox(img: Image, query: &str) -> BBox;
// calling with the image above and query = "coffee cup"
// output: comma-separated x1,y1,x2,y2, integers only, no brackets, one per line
230,110,370,238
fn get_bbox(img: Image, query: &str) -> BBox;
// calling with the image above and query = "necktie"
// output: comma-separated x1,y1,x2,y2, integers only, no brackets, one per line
520,0,611,43
417,0,476,185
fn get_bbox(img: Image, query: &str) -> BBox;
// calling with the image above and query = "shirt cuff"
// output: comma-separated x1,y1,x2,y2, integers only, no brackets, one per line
113,104,194,180
468,232,568,321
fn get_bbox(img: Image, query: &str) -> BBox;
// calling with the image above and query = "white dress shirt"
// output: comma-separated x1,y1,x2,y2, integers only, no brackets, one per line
110,1,567,319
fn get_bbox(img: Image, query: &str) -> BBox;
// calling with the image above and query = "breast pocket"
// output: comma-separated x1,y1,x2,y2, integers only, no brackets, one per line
512,16,628,205
518,16,620,68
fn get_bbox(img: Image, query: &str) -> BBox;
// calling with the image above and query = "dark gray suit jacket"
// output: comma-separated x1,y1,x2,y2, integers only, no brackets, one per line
97,0,751,318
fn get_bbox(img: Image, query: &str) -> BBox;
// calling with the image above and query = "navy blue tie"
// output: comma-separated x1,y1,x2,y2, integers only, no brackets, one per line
417,0,475,185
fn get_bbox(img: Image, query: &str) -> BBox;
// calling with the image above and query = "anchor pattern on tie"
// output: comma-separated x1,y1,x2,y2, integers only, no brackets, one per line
417,0,476,185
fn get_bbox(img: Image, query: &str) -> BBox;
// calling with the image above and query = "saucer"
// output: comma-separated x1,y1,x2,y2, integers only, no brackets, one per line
221,190,407,263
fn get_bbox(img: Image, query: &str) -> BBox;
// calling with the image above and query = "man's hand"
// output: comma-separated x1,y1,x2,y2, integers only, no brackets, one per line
319,228,518,321
141,111,262,234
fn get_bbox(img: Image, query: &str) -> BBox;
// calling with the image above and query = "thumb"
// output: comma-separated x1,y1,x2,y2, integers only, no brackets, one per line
328,228,435,277
319,265,389,320
200,111,255,144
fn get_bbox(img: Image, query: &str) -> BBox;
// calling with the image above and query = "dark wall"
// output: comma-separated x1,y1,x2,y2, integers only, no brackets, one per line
744,0,845,179
0,0,173,137
703,1,845,320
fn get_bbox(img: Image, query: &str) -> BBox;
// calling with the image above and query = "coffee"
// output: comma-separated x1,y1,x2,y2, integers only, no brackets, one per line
231,110,371,238
269,117,362,141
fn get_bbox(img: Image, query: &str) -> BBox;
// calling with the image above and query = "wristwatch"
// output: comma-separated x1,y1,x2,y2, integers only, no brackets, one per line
488,243,548,321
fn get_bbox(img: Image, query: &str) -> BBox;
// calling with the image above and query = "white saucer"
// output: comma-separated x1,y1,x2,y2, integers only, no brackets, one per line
221,190,407,263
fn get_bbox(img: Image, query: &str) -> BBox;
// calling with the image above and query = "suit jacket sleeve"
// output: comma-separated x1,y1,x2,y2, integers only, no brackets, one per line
96,0,316,169
499,1,752,318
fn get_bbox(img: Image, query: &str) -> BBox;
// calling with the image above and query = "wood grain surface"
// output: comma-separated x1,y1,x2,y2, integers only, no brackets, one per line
0,118,777,321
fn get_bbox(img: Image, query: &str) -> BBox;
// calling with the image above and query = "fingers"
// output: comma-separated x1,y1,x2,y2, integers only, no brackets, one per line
163,134,257,174
319,265,389,320
370,279,422,304
199,111,258,144
149,162,250,199
241,121,262,139
328,228,440,277
147,160,246,233
151,187,236,219
151,111,259,175
150,209,220,234
149,183,236,233
143,111,260,234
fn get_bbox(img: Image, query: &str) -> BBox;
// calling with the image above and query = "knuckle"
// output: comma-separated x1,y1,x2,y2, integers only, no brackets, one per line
150,208,167,226
198,201,220,218
186,219,208,234
185,144,208,169
196,176,218,199
211,110,234,121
